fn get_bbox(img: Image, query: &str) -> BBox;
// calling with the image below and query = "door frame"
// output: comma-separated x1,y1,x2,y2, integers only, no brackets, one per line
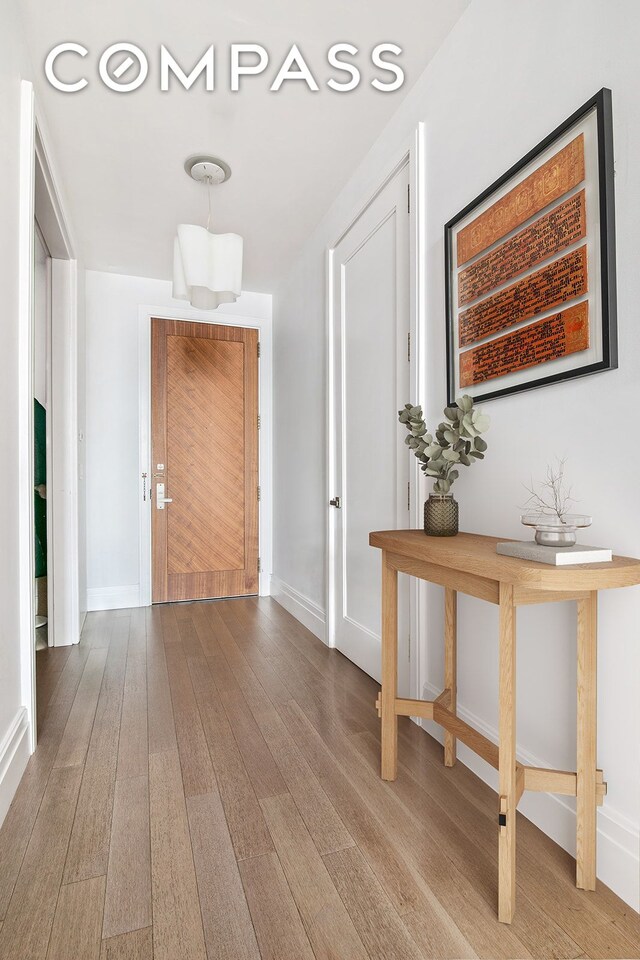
18,81,80,751
326,123,426,702
138,305,273,605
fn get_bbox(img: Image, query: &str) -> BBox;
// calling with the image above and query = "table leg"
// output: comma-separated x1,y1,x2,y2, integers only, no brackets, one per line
498,582,516,923
381,554,398,781
444,587,457,767
576,591,598,890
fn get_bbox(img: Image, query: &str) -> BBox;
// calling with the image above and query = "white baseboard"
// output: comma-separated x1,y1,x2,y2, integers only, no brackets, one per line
86,584,140,611
418,681,639,911
0,708,30,828
271,576,326,643
259,571,272,597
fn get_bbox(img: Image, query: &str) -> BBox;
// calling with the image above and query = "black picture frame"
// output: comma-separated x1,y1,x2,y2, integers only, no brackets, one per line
445,87,617,405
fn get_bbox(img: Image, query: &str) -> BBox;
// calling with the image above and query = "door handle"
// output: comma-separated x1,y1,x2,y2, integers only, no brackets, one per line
329,496,341,508
156,482,173,510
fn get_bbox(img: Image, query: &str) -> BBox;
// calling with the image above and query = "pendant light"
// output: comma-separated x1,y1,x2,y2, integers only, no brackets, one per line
173,155,243,310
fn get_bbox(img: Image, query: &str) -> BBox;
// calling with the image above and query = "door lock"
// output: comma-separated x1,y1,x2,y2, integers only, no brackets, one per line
156,482,173,510
329,496,341,508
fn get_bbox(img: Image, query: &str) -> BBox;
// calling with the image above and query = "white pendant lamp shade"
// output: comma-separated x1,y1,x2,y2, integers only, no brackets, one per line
173,224,243,310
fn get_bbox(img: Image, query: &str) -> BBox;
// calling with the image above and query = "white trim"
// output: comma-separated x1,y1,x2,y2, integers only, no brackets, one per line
0,709,30,827
18,81,37,750
325,244,335,648
408,121,427,702
137,303,273,606
419,681,640,911
49,258,80,648
271,577,326,643
86,585,141,612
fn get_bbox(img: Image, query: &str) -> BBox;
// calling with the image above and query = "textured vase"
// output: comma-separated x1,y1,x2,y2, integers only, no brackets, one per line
424,494,459,537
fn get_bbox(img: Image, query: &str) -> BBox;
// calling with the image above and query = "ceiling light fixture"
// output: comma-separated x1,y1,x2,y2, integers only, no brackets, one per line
172,155,243,310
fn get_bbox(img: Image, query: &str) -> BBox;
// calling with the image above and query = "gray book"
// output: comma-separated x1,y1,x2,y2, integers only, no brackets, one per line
497,541,612,565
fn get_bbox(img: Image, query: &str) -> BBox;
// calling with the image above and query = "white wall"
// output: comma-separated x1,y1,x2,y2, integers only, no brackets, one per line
273,0,640,908
84,270,272,611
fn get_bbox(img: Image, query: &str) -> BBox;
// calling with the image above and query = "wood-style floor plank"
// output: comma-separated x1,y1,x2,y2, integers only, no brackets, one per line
146,607,178,756
323,845,424,960
0,694,79,920
186,652,274,861
283,700,533,959
197,612,288,801
260,792,369,960
208,602,356,856
0,765,83,960
276,700,487,958
64,618,129,883
116,621,148,781
238,853,315,960
54,648,108,769
35,646,71,732
6,597,636,960
100,926,153,960
48,641,93,706
102,775,151,940
163,640,218,797
149,750,206,960
46,875,106,960
186,791,261,960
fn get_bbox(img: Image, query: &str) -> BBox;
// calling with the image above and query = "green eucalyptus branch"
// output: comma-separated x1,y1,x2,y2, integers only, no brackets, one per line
398,395,490,494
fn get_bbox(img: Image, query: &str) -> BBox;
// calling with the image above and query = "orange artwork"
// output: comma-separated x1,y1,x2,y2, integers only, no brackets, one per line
457,190,586,307
458,246,588,347
456,135,585,267
459,301,589,388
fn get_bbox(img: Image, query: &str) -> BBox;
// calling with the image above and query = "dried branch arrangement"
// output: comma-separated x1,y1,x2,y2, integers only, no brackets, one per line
522,458,576,523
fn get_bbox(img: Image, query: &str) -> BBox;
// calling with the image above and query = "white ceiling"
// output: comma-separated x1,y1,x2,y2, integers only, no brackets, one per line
22,0,468,292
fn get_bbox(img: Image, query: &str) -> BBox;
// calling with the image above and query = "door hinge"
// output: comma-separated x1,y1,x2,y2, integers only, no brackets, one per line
407,331,411,362
407,183,410,214
141,472,148,502
408,633,411,662
257,341,261,358
407,481,410,511
257,485,261,502
257,414,261,430
258,557,261,573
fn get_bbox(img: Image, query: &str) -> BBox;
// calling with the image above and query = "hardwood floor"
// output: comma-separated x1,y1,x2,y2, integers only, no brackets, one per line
0,598,638,960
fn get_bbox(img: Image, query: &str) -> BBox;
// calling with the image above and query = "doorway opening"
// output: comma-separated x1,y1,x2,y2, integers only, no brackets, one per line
19,80,81,752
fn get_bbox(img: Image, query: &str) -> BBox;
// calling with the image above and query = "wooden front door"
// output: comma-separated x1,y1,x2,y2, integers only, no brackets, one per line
151,318,259,602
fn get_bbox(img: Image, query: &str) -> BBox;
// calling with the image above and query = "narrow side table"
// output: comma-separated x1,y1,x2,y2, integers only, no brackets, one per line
369,529,640,923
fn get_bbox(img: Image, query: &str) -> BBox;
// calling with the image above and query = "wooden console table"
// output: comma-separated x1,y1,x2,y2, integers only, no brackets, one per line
369,530,640,924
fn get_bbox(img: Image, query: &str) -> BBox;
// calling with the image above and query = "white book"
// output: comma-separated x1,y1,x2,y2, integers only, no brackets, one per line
497,541,612,566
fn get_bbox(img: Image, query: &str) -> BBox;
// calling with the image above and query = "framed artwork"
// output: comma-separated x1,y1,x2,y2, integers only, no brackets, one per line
445,88,617,404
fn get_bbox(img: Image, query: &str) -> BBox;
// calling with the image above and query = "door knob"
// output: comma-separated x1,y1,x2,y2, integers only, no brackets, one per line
329,496,341,508
156,482,173,510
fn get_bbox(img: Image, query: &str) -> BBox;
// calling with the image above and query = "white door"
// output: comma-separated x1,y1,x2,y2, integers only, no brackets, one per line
330,162,411,686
